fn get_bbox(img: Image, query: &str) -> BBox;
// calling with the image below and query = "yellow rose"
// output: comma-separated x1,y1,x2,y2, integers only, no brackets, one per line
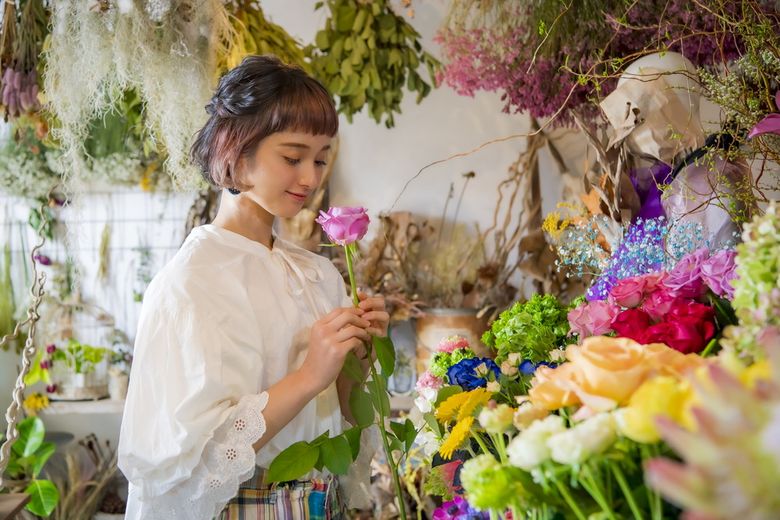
528,363,580,411
565,336,654,411
644,342,707,378
616,376,691,443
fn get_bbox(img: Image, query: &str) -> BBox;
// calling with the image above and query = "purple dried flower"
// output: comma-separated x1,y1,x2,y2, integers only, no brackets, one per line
33,254,52,266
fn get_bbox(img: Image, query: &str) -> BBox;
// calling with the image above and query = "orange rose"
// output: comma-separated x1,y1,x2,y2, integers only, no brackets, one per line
644,342,707,378
565,336,655,412
528,364,580,410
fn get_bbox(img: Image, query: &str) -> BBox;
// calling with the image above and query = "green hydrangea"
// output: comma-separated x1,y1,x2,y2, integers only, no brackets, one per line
460,455,526,511
429,348,475,378
482,294,571,363
727,202,780,359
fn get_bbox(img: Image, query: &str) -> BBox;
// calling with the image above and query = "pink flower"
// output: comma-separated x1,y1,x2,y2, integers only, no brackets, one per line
416,371,444,392
664,248,709,299
700,249,737,299
608,276,647,308
436,335,470,353
315,207,370,246
748,91,780,139
642,289,681,321
568,300,620,338
610,308,652,342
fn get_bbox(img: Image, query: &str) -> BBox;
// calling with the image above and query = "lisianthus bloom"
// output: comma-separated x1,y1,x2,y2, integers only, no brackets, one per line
506,415,566,470
547,412,616,465
664,248,709,299
315,206,369,245
700,249,737,299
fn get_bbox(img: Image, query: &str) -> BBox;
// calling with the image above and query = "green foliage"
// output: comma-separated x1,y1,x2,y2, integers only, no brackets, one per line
482,294,570,363
2,417,60,518
428,348,475,379
307,0,439,127
51,338,109,374
0,243,16,350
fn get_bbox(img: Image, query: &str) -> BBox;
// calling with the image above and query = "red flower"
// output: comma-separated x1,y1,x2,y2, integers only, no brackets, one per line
643,318,710,354
668,300,715,323
611,309,652,342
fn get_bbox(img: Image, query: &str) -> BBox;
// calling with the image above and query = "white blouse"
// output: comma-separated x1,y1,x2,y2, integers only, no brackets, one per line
118,225,372,519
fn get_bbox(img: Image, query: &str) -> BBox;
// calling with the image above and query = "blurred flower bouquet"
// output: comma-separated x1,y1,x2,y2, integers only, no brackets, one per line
410,204,779,519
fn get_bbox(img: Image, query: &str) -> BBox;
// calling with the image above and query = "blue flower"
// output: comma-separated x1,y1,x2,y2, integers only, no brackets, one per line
519,360,536,375
447,357,500,391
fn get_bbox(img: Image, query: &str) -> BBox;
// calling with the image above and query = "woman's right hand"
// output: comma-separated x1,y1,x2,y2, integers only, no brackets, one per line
300,307,371,393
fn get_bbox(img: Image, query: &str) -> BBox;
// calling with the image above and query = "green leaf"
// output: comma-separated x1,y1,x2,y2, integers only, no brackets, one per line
343,426,362,459
373,336,395,378
423,412,441,437
310,430,331,447
368,376,391,417
266,441,319,482
31,441,55,477
349,387,374,427
24,479,59,517
13,417,45,458
321,435,352,475
336,5,357,32
390,420,406,441
342,352,364,382
435,385,464,406
403,419,418,451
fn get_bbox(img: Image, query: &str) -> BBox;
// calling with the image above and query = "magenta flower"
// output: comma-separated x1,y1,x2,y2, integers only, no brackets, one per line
33,254,52,266
315,207,370,246
46,344,56,354
748,91,780,139
45,384,57,393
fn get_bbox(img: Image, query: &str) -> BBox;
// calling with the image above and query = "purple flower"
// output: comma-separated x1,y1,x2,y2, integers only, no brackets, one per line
432,496,489,520
33,254,52,266
748,91,780,139
39,360,50,370
45,384,57,393
315,207,370,246
700,249,737,299
46,344,56,354
447,358,500,391
664,248,709,299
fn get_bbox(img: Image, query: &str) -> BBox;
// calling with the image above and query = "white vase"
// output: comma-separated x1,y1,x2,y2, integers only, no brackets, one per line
108,372,129,401
70,373,86,387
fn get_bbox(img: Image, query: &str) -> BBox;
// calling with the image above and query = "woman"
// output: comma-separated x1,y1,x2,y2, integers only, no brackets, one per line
118,55,388,520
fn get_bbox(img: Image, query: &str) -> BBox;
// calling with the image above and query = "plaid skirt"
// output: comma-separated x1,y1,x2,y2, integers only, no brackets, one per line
216,466,347,520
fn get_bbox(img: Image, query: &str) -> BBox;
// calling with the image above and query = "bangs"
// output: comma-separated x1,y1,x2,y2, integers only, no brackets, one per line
268,78,339,137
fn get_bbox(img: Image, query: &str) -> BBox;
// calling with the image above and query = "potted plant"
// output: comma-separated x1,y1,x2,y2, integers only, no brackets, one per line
26,339,110,400
107,344,132,401
0,416,60,518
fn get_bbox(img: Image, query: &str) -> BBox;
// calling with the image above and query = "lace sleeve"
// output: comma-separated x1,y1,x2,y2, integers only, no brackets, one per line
140,392,268,520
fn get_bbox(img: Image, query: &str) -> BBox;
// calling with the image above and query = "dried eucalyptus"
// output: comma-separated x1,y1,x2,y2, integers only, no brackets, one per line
308,0,439,127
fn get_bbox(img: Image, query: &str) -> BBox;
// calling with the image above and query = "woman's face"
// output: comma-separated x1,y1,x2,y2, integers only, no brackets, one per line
238,131,333,219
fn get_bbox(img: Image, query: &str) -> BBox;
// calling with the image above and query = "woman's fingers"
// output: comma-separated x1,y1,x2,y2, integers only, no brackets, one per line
334,325,370,343
326,308,369,331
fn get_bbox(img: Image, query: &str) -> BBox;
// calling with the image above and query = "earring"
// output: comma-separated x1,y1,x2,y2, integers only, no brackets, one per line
228,188,241,195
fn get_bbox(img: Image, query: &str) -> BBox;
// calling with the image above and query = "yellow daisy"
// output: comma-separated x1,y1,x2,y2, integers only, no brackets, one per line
457,387,492,422
435,391,470,423
439,416,474,460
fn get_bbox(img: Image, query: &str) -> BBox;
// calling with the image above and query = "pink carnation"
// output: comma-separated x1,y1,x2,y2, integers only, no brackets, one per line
436,335,470,353
416,371,444,392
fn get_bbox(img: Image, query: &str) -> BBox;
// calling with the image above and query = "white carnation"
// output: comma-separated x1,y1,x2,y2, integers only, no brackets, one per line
507,415,566,470
548,413,616,466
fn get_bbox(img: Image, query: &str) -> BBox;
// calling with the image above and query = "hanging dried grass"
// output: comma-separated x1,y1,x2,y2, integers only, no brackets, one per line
44,0,237,189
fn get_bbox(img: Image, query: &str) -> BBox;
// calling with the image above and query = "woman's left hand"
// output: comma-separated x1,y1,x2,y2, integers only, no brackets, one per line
358,292,390,338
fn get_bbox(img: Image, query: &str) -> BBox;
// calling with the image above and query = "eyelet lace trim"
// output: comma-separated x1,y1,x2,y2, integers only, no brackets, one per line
142,392,268,519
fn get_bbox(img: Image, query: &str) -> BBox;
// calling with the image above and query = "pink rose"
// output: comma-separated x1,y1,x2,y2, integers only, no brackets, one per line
641,289,681,321
315,207,370,246
664,248,709,299
568,300,620,338
608,276,647,308
700,249,737,299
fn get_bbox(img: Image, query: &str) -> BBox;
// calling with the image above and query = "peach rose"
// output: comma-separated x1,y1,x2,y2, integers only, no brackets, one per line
528,364,580,410
644,342,707,378
564,336,655,412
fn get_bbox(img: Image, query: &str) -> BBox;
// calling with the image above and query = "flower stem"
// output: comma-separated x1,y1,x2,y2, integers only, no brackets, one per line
346,243,406,520
553,477,586,520
700,338,718,357
581,465,617,520
611,464,643,520
344,244,360,307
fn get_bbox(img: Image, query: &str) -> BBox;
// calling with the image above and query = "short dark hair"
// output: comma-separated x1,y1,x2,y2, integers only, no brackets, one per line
190,55,338,191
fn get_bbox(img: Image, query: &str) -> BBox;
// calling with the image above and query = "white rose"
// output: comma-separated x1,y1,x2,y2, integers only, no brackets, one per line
507,415,566,470
548,413,616,465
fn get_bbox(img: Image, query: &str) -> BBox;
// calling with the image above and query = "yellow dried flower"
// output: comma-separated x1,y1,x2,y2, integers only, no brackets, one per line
439,416,474,460
23,392,49,416
542,211,570,239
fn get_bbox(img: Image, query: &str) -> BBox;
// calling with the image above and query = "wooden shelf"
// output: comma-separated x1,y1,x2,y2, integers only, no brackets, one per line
41,399,125,415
